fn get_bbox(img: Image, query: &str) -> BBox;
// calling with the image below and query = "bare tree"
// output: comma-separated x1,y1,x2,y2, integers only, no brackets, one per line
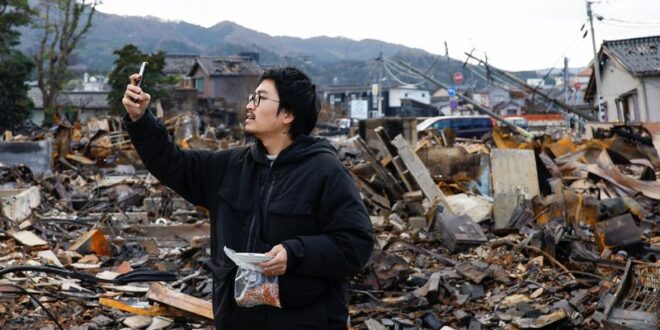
34,0,98,123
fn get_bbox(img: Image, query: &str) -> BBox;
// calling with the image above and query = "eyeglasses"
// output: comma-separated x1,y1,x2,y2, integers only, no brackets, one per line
247,93,280,107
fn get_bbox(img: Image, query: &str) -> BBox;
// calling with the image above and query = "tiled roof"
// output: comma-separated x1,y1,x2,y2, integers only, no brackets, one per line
492,100,520,110
29,88,110,110
164,54,198,75
321,85,372,94
60,92,110,109
192,56,262,76
603,35,660,76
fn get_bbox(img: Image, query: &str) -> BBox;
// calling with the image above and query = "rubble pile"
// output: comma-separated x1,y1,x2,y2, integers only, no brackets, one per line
343,124,660,329
0,114,231,329
0,118,659,329
0,162,216,329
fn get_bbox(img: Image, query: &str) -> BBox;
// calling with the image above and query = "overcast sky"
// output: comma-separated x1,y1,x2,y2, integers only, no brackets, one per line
97,0,660,71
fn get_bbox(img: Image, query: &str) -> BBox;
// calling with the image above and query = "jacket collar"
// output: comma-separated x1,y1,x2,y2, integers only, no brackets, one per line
249,135,328,167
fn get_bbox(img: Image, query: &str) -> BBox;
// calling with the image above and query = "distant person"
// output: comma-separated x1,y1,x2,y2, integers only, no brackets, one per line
122,67,374,329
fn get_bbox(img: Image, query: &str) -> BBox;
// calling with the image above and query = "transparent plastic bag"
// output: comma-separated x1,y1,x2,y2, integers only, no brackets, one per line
224,246,281,308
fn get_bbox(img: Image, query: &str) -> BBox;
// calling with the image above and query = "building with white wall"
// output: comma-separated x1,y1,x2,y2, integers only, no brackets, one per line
585,36,660,123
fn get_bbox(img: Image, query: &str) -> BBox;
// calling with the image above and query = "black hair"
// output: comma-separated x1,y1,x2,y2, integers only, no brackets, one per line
258,67,318,138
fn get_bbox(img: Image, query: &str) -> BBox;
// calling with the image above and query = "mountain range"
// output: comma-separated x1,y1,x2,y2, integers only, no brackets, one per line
17,10,564,88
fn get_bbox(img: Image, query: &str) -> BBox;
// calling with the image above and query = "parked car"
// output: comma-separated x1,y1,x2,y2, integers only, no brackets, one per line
316,118,357,136
417,115,493,139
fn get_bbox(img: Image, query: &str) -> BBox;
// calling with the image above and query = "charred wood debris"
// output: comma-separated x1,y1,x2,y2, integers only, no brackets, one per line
0,114,659,330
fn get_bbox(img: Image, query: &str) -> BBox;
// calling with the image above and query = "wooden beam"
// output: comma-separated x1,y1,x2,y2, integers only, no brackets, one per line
352,137,404,199
374,126,418,192
391,156,418,192
391,135,454,214
373,126,417,192
374,126,399,157
146,282,213,320
350,172,391,210
99,297,186,317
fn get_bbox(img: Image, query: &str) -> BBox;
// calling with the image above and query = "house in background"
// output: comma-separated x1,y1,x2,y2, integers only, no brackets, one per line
25,54,263,127
526,78,545,88
161,54,199,116
585,35,660,123
164,54,198,89
322,85,373,119
185,55,263,127
323,85,372,111
431,86,475,116
28,86,111,125
399,98,438,117
468,86,527,116
472,90,489,107
430,88,451,115
321,84,435,118
493,100,522,116
386,85,431,117
487,86,511,107
27,71,113,125
187,55,262,107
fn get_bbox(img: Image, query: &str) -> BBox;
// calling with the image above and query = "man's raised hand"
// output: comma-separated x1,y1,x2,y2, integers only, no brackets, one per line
122,73,151,121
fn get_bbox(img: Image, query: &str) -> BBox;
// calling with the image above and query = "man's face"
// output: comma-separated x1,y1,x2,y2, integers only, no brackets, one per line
245,79,293,139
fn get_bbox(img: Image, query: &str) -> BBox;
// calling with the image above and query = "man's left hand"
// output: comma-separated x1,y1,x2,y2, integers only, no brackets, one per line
258,244,287,276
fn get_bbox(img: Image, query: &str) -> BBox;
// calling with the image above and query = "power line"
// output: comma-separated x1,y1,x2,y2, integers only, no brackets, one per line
468,65,517,91
532,19,590,92
383,60,421,81
595,14,660,26
384,59,429,81
382,60,425,86
600,20,660,29
385,59,430,83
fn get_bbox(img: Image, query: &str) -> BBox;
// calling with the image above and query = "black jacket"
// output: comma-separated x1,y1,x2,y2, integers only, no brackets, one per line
126,111,374,329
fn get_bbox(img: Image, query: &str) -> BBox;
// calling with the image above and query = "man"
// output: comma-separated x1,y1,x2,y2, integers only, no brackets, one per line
122,67,374,329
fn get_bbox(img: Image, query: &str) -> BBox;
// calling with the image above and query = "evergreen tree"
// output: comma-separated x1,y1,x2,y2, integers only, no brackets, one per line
0,0,35,131
107,44,172,115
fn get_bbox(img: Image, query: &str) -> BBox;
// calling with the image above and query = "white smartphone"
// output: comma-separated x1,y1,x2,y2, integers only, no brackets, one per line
136,61,148,88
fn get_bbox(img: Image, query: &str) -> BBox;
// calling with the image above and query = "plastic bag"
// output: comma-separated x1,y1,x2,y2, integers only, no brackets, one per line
224,246,281,308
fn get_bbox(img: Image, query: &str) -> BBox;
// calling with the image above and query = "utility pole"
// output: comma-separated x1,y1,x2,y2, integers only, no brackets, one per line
564,57,571,129
445,41,451,83
564,57,569,105
398,60,534,140
377,50,383,118
587,0,605,122
445,42,457,115
464,52,591,123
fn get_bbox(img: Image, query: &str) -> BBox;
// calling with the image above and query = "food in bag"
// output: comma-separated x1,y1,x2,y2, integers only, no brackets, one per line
224,246,282,308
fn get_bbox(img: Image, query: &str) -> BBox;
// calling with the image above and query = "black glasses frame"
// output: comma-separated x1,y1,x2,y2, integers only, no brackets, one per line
247,93,280,107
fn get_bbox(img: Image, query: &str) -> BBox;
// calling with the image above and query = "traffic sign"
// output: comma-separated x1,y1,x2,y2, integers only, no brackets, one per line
448,86,456,97
453,72,464,85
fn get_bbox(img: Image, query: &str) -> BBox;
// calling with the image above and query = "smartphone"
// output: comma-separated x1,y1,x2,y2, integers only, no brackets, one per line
131,62,148,103
136,61,148,88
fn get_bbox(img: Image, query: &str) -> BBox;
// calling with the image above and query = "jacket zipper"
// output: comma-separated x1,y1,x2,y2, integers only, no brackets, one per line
246,172,276,252
246,213,257,251
262,176,276,243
